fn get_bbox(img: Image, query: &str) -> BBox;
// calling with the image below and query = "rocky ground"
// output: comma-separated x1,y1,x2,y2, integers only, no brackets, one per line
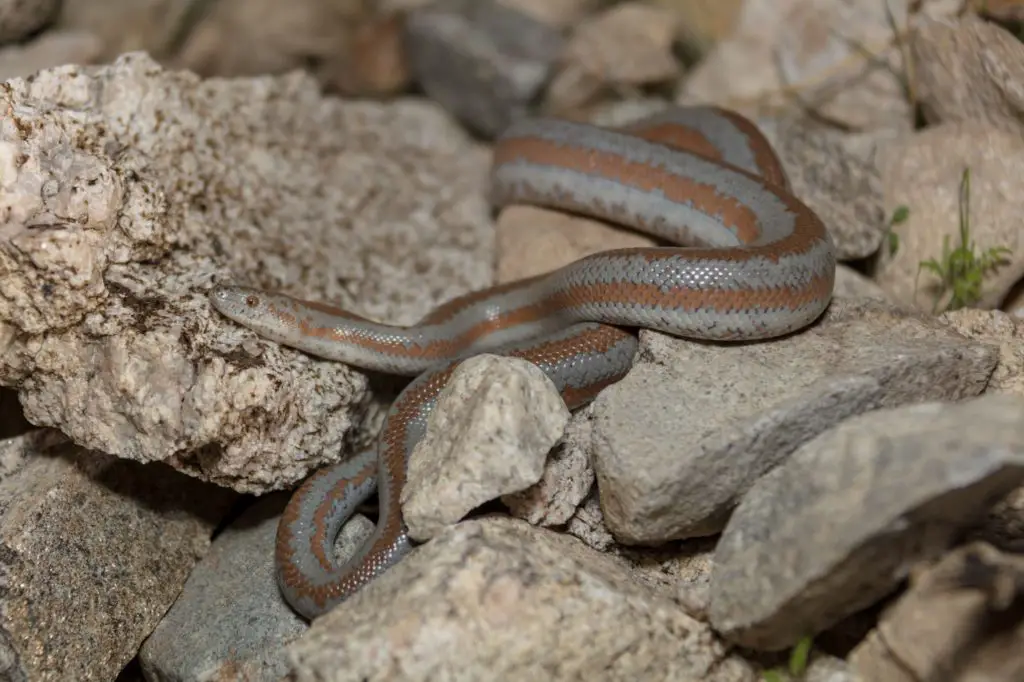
1,0,1023,681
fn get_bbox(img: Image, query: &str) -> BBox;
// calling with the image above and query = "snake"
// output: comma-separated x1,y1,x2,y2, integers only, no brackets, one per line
208,105,836,620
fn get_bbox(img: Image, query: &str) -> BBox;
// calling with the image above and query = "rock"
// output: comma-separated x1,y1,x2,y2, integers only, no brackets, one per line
402,354,571,542
139,493,375,681
709,393,1024,651
174,0,382,90
543,2,681,115
403,0,565,138
911,13,1024,132
0,0,58,44
59,0,372,85
0,53,493,494
849,541,1024,681
833,265,890,301
495,204,657,283
0,430,236,681
287,516,759,682
624,536,720,621
874,120,1024,312
0,29,102,81
939,307,1024,397
502,407,595,527
565,489,616,551
589,297,998,545
676,0,961,130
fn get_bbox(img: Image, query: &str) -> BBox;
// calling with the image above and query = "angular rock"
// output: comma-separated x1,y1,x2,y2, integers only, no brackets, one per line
403,0,565,137
911,13,1024,131
544,2,681,114
939,309,1024,552
676,0,961,131
833,266,890,301
403,354,570,542
849,541,1024,682
0,430,235,681
288,517,759,682
139,493,375,681
589,297,998,545
939,304,1024,399
0,53,493,493
709,393,1024,651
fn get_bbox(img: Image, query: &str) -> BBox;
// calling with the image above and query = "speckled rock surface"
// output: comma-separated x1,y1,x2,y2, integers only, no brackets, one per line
709,394,1024,651
910,12,1024,132
0,429,235,681
0,53,493,493
939,307,1024,398
403,354,570,542
288,516,759,682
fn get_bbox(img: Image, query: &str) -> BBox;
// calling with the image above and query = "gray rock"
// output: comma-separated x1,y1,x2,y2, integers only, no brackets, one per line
287,516,759,682
709,393,1024,651
911,13,1024,131
0,430,235,681
139,492,374,682
403,0,565,138
403,354,570,542
675,0,957,133
589,297,999,545
833,266,891,301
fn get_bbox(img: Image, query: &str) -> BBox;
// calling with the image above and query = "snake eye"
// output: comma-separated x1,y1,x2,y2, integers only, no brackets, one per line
245,295,260,307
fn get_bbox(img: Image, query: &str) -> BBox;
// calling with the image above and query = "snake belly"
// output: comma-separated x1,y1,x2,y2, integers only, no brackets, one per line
208,105,836,619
